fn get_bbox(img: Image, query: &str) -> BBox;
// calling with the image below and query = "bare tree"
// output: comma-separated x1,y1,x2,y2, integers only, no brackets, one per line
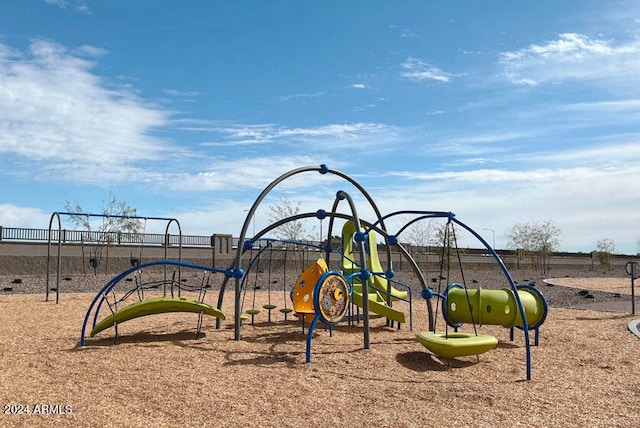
594,238,615,272
267,197,315,243
402,219,438,270
65,191,142,273
433,222,468,270
506,219,562,274
404,219,437,248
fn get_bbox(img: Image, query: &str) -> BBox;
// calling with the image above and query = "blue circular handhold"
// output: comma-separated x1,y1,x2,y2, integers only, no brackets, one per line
388,235,398,246
224,269,234,278
233,267,245,279
316,209,327,220
336,191,346,200
354,231,365,243
243,240,253,250
359,269,371,280
319,164,329,174
385,269,395,279
323,245,333,253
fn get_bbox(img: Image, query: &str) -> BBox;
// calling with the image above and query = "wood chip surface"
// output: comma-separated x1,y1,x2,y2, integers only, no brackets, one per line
1,275,639,427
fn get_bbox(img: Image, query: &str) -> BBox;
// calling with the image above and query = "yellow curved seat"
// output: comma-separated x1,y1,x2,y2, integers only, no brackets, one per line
416,331,498,358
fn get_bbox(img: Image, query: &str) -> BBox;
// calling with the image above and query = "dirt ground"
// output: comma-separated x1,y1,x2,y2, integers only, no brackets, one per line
1,274,640,427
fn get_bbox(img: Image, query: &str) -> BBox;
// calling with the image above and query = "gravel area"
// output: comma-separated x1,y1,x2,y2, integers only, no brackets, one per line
1,265,634,310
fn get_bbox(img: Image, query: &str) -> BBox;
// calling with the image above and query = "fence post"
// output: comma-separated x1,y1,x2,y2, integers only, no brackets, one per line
0,225,3,241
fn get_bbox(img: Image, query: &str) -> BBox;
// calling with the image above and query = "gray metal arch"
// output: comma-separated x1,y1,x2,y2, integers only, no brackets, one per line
228,164,394,340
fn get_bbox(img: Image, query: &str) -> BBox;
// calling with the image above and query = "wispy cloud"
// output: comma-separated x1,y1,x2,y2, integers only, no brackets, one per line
44,0,91,14
199,122,401,150
163,88,201,98
75,45,107,57
499,33,640,85
400,29,417,38
516,141,640,166
160,156,344,192
0,39,171,183
400,57,456,83
350,83,366,89
277,91,324,102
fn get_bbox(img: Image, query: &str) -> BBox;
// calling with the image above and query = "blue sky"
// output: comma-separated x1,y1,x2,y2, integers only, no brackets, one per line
1,1,639,254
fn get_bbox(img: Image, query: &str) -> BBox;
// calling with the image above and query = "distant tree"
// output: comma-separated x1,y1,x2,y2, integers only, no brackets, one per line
401,219,438,270
594,238,615,272
431,222,467,269
267,197,315,243
404,219,437,248
506,219,562,274
267,197,317,267
65,191,142,273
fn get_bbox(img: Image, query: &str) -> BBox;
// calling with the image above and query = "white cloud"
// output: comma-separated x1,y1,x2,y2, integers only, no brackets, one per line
519,141,640,166
351,83,366,89
499,33,640,86
277,91,324,102
400,57,455,83
44,0,91,13
44,0,68,7
160,156,346,193
400,29,417,39
163,88,201,98
378,158,640,253
0,39,172,182
76,45,107,57
198,122,401,151
0,204,50,228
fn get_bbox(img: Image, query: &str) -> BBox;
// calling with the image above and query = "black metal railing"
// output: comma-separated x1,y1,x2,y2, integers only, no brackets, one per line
0,226,211,247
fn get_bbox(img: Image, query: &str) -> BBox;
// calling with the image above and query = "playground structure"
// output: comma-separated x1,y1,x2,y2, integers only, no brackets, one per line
47,212,183,304
80,259,232,347
78,164,548,380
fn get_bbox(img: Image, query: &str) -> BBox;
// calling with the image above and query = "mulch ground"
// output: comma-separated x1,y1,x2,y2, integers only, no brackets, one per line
1,271,640,427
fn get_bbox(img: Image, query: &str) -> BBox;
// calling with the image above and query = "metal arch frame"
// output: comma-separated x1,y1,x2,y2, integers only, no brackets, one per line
377,209,535,381
227,164,394,341
46,211,182,304
79,259,232,347
216,210,428,323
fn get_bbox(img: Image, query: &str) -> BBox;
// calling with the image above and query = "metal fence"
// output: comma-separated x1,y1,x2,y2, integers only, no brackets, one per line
0,226,213,247
0,226,328,250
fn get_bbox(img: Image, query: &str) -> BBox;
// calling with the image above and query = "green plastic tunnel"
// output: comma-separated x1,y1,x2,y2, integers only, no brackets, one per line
443,286,547,329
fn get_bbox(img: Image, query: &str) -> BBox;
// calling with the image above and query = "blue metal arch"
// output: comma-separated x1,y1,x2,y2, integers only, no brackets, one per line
80,259,231,347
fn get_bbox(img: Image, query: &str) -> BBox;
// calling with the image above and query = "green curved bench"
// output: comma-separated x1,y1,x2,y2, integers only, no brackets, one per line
91,296,226,337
